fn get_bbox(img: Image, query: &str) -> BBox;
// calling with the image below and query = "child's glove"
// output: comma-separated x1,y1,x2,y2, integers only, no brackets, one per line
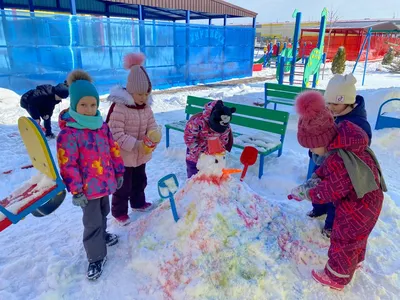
142,126,162,154
304,175,321,189
288,184,311,202
117,177,124,190
72,193,88,208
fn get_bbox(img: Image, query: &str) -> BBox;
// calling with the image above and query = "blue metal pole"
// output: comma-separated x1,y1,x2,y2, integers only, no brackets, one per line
362,28,372,86
352,29,370,73
185,10,190,84
105,4,114,69
69,0,76,15
223,14,227,26
316,15,326,49
278,56,285,84
209,18,212,25
252,17,256,28
290,12,301,85
302,57,309,88
138,4,143,20
28,0,34,12
139,5,145,54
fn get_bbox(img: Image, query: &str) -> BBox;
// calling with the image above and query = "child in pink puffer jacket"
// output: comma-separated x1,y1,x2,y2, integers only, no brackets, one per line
106,53,160,226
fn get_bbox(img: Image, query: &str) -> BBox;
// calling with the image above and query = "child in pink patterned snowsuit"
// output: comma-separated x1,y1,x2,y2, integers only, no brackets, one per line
184,100,236,178
290,90,387,290
106,53,159,226
56,70,125,281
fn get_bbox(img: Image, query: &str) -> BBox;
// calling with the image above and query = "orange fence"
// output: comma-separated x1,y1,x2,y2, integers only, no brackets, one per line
300,32,400,61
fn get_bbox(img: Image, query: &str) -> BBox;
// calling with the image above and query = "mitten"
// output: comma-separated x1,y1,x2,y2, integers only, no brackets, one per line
117,177,124,189
288,184,311,202
304,176,321,189
72,193,88,208
142,126,162,154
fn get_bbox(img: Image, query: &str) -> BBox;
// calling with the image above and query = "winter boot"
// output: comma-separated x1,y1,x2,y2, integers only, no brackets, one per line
307,209,326,218
87,256,107,280
132,202,152,212
105,233,118,247
115,215,130,226
45,133,56,139
311,269,344,291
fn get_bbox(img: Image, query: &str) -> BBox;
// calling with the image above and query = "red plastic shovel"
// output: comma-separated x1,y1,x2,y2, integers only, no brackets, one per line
240,146,258,181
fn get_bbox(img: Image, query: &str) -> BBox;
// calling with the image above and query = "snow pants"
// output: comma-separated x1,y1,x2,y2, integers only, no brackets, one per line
82,196,110,263
325,196,383,285
111,164,147,217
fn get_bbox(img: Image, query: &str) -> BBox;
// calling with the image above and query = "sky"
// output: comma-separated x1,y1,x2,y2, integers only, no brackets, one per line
225,0,400,23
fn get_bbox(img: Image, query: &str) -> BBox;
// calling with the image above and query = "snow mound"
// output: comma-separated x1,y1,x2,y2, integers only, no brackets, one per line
126,176,326,299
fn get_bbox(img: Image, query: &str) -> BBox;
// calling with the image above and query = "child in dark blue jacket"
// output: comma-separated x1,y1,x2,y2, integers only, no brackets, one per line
306,73,372,237
20,82,69,138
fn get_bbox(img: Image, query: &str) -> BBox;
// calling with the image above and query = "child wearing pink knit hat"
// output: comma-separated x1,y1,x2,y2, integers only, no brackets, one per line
106,53,161,226
289,90,386,290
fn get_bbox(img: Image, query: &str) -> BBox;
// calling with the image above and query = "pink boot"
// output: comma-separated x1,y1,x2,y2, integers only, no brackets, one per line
115,215,130,226
312,269,344,291
132,202,153,212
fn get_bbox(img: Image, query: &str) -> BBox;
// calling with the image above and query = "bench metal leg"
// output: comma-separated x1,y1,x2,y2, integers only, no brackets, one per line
278,147,283,157
166,127,170,148
258,154,265,179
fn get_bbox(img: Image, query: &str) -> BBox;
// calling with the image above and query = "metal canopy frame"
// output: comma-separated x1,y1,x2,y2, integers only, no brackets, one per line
0,0,256,27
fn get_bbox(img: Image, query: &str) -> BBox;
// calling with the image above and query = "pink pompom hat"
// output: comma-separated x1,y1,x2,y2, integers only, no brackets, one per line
123,52,152,94
295,90,338,149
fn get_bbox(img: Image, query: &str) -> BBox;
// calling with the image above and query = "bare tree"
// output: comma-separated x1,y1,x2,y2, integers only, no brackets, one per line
322,7,340,79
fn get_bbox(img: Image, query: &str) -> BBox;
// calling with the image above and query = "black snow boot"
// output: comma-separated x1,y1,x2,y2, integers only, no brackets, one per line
87,256,107,280
105,233,118,247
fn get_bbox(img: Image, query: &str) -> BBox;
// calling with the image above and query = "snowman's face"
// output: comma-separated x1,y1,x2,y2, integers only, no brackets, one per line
196,153,227,176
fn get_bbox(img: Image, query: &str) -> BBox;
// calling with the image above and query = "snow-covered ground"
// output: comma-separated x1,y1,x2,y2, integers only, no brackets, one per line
0,62,400,299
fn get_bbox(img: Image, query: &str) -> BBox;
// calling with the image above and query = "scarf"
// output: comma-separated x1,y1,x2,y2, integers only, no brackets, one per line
66,108,103,130
336,147,387,198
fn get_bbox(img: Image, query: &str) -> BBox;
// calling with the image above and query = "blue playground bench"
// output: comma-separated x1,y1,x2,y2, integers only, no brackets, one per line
165,96,290,179
375,98,400,130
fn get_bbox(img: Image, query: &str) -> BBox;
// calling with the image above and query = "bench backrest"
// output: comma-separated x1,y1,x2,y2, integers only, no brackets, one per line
185,96,289,137
265,82,325,100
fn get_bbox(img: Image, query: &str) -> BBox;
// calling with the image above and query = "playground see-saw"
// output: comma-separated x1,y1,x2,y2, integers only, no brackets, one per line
0,117,66,232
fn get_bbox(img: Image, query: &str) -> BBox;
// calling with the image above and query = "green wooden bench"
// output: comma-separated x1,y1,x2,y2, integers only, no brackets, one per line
165,96,290,179
264,83,325,110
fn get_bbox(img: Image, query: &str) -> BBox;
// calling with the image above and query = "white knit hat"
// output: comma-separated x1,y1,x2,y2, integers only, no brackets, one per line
324,73,357,105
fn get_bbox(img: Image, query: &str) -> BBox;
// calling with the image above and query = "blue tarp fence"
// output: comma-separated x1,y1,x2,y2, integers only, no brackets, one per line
0,10,255,95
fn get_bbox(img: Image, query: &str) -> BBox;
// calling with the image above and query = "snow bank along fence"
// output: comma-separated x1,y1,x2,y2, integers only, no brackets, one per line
264,83,326,110
0,117,66,232
165,96,290,178
375,98,400,130
0,11,255,95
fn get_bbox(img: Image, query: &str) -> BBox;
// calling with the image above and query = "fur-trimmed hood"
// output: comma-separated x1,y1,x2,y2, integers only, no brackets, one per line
107,85,153,106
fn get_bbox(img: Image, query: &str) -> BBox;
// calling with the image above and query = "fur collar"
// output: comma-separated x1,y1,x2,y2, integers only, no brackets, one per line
107,85,153,107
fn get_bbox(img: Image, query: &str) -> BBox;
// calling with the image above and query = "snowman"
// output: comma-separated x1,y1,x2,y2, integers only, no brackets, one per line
191,137,241,184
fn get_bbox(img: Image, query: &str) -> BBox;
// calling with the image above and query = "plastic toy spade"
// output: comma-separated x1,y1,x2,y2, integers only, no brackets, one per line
240,146,258,181
157,174,179,222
